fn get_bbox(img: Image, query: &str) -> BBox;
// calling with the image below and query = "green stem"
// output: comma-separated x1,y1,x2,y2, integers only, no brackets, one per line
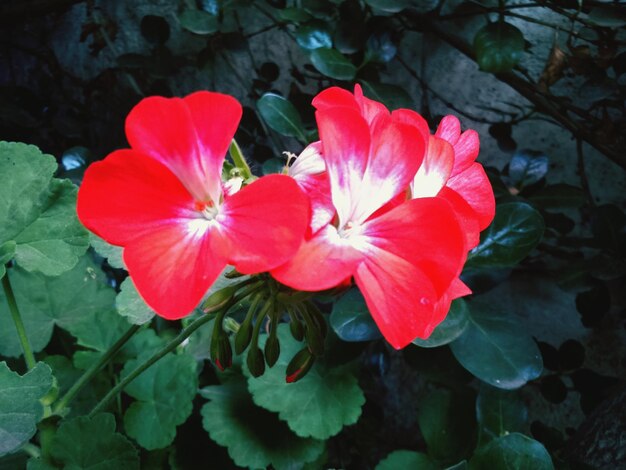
2,271,36,369
51,323,141,415
229,139,253,180
88,284,260,417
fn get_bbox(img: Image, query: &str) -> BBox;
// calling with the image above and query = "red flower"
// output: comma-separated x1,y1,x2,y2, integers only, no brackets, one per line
77,91,309,319
272,86,467,349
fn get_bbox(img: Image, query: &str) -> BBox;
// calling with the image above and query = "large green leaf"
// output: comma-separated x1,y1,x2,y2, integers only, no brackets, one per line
0,242,16,278
116,278,154,325
0,256,128,357
476,385,528,444
310,48,357,80
413,299,469,348
0,362,53,456
417,388,477,465
450,303,543,389
376,450,438,470
474,22,525,73
89,233,124,269
0,142,88,276
257,93,307,141
330,288,381,342
200,377,325,470
469,433,554,470
178,9,219,35
121,352,197,450
466,202,544,268
245,325,365,440
47,413,139,469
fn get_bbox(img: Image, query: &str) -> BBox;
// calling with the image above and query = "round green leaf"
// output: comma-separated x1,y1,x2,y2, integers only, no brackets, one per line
200,377,325,470
245,325,365,440
376,450,438,470
0,362,53,457
469,433,554,470
476,385,528,443
450,302,543,389
330,289,382,342
178,9,219,35
116,278,154,325
257,93,307,141
50,413,139,469
508,150,549,189
122,352,197,450
413,298,470,348
359,80,415,110
0,256,128,357
310,48,357,80
474,22,525,73
295,21,332,50
466,202,544,268
89,233,124,269
417,388,477,464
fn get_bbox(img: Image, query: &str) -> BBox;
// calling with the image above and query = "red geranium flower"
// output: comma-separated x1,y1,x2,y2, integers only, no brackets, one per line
272,86,467,349
77,91,309,319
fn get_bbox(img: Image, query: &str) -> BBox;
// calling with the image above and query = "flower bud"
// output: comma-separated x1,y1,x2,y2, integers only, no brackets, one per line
201,285,236,313
289,315,305,341
247,346,265,378
213,335,233,371
234,319,253,355
264,334,280,368
285,348,315,383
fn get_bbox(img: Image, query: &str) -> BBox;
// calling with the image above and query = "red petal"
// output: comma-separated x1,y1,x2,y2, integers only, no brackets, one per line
435,115,461,144
451,129,479,177
312,87,360,112
215,174,309,274
77,150,194,246
391,109,430,147
297,172,335,236
125,92,241,203
271,225,363,291
427,278,472,336
412,136,454,198
438,187,481,250
354,84,390,127
124,221,226,319
446,163,495,231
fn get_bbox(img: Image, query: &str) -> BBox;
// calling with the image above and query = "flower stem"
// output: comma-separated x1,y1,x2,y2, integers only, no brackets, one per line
229,139,253,180
88,283,260,417
51,323,141,415
2,271,36,369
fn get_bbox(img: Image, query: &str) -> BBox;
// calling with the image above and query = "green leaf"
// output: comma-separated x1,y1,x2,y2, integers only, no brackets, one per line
413,299,470,348
245,325,365,439
476,385,528,443
508,150,548,188
262,157,286,175
89,233,124,269
200,377,325,470
121,352,197,450
417,388,477,464
528,184,586,210
0,142,88,276
257,93,307,141
49,413,139,469
376,450,438,470
469,433,554,470
474,22,525,73
0,256,128,357
116,278,154,325
295,21,332,50
588,6,626,28
277,7,313,23
450,302,543,389
0,362,53,457
0,241,16,278
330,288,382,342
359,80,415,110
364,0,413,13
310,48,357,80
466,202,544,268
178,9,219,35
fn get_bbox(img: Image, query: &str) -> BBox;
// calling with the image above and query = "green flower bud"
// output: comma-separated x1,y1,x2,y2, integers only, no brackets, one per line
285,348,315,383
264,334,280,368
247,346,265,378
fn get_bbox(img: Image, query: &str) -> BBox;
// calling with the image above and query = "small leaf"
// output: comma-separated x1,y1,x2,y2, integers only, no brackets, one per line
262,157,286,175
50,413,139,469
178,9,219,35
466,202,544,268
528,184,586,210
469,433,554,470
508,150,549,188
257,93,307,141
474,22,525,73
417,388,477,464
330,289,381,342
413,299,470,348
122,352,197,450
200,377,325,470
450,302,543,389
295,21,332,50
310,48,357,80
89,233,124,269
116,277,154,325
245,325,365,440
365,33,397,63
364,0,413,13
476,384,528,443
0,362,53,457
376,450,438,470
359,81,414,110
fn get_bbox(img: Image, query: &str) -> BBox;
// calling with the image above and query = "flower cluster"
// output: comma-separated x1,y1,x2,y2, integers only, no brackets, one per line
77,86,494,350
